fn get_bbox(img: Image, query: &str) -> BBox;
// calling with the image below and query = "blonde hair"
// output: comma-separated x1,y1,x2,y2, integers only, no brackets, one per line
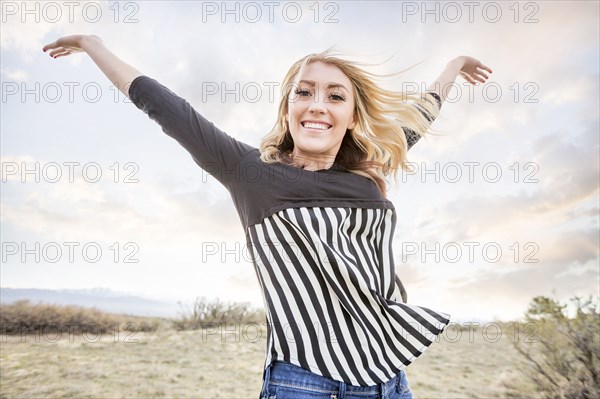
259,49,442,199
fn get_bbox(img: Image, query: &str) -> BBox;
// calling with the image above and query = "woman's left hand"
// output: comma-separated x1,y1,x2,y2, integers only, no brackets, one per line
455,56,493,85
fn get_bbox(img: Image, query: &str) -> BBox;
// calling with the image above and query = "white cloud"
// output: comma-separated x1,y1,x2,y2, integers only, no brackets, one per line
1,156,244,246
0,66,29,81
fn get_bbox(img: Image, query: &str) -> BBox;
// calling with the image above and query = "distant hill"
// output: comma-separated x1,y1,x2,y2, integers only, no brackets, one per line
0,287,181,318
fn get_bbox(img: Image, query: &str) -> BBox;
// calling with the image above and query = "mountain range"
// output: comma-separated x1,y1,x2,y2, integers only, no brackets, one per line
0,287,182,318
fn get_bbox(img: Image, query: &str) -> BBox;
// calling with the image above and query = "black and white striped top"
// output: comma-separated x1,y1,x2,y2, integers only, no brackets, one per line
129,76,451,386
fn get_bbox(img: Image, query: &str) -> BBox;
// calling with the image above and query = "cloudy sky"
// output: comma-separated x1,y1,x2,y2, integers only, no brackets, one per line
1,0,598,322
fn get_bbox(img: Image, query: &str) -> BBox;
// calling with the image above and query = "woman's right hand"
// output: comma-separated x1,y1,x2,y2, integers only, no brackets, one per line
42,34,142,98
42,35,102,59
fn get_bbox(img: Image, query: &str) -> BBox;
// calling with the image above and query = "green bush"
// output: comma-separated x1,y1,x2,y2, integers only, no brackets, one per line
510,295,600,399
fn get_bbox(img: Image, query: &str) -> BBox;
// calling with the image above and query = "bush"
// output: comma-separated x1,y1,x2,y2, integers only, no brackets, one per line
173,296,265,330
0,299,164,335
510,295,600,399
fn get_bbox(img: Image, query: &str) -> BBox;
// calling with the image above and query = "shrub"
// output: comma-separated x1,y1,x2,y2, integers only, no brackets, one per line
173,296,265,330
510,295,600,399
0,299,164,335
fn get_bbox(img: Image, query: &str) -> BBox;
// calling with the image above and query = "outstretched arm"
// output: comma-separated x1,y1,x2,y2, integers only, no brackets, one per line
43,34,142,98
405,56,491,150
43,34,256,188
427,56,493,103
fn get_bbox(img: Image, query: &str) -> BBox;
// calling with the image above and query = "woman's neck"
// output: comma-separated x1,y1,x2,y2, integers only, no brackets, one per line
290,151,336,171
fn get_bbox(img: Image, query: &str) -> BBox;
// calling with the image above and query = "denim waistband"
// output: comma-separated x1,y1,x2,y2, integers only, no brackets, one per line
260,359,402,398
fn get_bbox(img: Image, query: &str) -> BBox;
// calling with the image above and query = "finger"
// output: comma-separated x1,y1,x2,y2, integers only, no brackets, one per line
52,50,70,58
42,42,57,52
472,71,486,82
465,73,479,85
480,64,493,73
48,48,66,57
460,72,477,85
474,71,489,80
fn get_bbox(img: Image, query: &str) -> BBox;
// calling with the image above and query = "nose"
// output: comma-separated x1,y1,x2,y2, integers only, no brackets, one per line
307,94,327,114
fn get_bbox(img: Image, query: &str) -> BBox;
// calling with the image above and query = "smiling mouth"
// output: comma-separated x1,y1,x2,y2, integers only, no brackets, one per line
301,121,332,131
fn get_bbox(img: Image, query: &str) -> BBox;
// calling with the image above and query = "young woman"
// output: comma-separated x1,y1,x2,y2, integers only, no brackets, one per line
43,35,492,399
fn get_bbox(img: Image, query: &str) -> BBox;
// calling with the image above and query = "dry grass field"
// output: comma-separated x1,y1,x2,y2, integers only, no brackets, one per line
0,322,540,399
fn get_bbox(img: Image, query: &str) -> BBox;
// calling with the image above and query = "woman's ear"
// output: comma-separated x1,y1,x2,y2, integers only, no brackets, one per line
348,113,357,130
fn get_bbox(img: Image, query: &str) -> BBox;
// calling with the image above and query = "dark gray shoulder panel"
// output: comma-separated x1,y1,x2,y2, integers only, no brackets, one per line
227,150,394,229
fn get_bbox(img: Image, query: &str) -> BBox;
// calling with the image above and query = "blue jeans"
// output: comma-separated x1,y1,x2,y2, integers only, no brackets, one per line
259,360,413,399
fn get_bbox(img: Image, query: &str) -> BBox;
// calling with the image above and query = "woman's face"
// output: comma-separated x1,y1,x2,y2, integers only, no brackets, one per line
286,61,357,163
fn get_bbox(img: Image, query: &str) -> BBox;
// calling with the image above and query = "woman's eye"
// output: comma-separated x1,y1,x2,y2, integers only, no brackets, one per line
295,89,311,96
330,93,345,101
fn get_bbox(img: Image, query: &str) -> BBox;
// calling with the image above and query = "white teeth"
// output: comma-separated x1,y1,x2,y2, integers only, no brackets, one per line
302,122,331,130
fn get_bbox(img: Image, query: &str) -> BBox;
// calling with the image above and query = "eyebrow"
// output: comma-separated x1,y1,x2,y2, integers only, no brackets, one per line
298,80,349,93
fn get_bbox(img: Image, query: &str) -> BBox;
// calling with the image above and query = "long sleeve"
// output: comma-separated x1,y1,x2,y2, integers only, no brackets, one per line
128,75,256,188
405,91,442,150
